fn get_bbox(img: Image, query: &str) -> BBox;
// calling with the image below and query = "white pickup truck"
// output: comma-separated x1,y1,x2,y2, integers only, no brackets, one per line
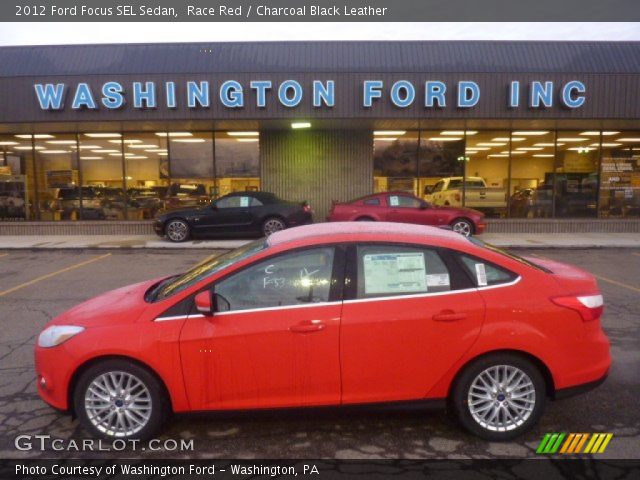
425,176,507,214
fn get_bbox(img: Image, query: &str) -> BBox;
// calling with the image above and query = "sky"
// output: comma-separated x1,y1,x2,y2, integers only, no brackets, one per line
0,22,639,45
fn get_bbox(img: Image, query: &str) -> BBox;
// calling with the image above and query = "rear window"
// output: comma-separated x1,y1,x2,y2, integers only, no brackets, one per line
467,237,552,273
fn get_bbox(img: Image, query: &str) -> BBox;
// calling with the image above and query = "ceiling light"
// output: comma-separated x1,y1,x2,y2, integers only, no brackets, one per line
73,145,102,149
108,139,143,144
128,144,160,149
172,138,206,143
517,147,544,151
534,143,555,147
155,132,193,137
557,137,586,142
292,122,311,129
429,137,462,141
80,156,103,160
533,154,555,157
236,139,259,142
616,138,640,142
40,150,69,154
0,141,19,145
580,131,620,136
440,130,478,135
376,138,398,142
92,149,120,153
591,143,621,147
226,131,260,137
126,155,148,159
84,133,121,138
568,147,593,152
512,131,549,136
477,142,506,146
466,147,490,151
373,130,406,136
145,149,168,153
15,134,54,139
15,146,44,150
488,154,508,157
46,140,76,145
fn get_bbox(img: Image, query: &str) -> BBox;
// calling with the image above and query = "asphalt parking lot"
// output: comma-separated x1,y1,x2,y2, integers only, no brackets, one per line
0,248,638,459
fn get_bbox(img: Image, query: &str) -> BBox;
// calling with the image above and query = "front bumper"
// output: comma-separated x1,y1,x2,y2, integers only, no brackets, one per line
34,344,76,411
153,220,164,236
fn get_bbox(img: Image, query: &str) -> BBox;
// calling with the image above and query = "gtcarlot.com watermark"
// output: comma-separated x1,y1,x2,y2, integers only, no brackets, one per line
14,434,194,452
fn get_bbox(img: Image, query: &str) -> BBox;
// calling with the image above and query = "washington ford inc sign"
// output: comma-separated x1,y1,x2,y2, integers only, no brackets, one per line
33,79,587,111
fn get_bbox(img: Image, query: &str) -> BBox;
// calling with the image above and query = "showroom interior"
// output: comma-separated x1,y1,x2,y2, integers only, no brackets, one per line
0,41,639,227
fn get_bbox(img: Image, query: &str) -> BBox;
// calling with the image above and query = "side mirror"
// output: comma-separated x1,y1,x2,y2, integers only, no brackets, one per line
195,291,213,315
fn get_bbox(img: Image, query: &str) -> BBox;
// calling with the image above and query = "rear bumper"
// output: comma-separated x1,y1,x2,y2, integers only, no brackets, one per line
555,369,609,400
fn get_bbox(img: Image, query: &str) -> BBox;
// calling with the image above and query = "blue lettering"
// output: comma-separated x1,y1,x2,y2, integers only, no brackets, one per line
363,80,383,108
133,81,156,109
313,80,335,107
530,81,554,108
71,83,97,110
34,83,65,110
220,80,244,108
187,81,210,108
165,82,176,108
457,81,480,108
425,81,446,108
390,80,415,108
101,82,124,109
278,80,303,107
250,81,272,108
509,81,520,108
561,80,586,108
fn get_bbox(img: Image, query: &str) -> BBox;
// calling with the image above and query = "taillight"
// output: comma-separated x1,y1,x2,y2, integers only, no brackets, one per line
303,204,312,213
551,294,604,322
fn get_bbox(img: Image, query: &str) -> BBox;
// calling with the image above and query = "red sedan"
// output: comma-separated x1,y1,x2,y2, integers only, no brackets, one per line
327,192,486,236
35,222,609,440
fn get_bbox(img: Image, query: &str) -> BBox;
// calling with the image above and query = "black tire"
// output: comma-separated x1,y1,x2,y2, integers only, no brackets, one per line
74,359,169,440
451,353,546,441
262,216,287,236
165,218,190,242
450,218,474,237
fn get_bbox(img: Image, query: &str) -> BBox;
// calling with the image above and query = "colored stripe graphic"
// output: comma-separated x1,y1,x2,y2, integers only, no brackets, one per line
537,433,613,454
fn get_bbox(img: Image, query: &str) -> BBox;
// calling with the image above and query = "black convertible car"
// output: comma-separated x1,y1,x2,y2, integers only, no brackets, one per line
153,191,313,242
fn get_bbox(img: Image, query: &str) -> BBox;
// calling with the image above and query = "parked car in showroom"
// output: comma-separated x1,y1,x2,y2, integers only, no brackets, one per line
425,176,507,217
35,222,610,441
327,191,485,237
154,191,313,242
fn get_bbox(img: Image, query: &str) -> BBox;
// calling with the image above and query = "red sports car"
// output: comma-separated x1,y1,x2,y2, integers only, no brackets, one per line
327,192,486,236
35,222,609,441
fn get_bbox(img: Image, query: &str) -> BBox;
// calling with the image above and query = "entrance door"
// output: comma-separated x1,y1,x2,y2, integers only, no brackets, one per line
340,243,485,404
179,246,344,410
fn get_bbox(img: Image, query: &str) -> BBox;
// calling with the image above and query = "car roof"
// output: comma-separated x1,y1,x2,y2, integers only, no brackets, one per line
268,222,469,248
224,191,278,200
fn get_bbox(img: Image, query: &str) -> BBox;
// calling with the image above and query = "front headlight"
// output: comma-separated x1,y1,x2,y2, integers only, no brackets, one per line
37,325,85,348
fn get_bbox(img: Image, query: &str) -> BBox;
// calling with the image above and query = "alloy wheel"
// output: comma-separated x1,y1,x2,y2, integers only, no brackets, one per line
452,220,472,237
263,218,286,236
467,365,536,432
166,220,188,242
84,371,153,438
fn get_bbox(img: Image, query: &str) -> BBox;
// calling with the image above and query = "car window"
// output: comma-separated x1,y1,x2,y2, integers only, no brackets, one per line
363,198,380,206
458,254,515,287
432,181,444,193
356,245,451,299
216,195,256,208
388,195,421,208
214,247,335,312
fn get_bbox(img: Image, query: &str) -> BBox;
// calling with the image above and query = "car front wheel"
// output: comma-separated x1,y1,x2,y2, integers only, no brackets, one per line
451,218,474,237
165,219,190,242
451,353,546,440
262,217,286,236
74,359,169,440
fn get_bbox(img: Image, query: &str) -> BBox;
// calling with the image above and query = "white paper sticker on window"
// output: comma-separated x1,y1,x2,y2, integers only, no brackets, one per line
240,196,250,207
426,273,450,287
475,263,488,286
389,195,399,206
363,252,427,295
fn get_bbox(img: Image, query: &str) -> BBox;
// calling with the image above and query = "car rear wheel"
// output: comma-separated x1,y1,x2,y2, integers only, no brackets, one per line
74,359,169,440
451,353,546,440
165,219,190,242
451,218,474,237
262,217,286,236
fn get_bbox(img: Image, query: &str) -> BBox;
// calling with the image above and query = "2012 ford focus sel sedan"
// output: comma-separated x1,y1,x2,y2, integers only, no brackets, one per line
35,222,610,441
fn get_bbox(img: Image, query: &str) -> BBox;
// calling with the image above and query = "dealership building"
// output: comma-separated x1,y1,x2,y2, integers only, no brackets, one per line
0,41,639,234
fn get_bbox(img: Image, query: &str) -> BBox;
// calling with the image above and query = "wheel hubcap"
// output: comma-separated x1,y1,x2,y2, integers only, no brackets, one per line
467,365,536,432
263,219,285,236
453,221,471,237
166,221,187,241
85,371,152,437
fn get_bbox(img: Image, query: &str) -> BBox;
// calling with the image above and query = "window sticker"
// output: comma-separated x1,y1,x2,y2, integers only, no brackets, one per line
475,263,488,286
240,196,250,207
363,252,427,295
389,195,399,206
426,273,450,287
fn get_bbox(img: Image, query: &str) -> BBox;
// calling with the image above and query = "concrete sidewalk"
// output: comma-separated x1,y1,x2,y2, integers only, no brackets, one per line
0,233,639,250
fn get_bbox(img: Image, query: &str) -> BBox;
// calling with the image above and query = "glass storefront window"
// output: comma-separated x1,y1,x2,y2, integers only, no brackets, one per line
165,132,214,211
0,134,35,220
215,131,260,197
123,133,168,219
554,131,599,218
419,130,465,201
373,130,419,194
463,130,509,217
599,131,640,218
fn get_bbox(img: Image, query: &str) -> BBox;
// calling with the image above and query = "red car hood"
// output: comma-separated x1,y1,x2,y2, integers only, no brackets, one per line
49,278,159,328
523,256,600,293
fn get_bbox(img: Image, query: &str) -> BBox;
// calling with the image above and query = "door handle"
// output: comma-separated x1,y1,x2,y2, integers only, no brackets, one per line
432,310,467,322
289,319,325,333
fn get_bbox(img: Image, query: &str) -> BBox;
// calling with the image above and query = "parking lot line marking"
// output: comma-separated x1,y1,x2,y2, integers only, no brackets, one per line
0,253,112,297
594,274,640,294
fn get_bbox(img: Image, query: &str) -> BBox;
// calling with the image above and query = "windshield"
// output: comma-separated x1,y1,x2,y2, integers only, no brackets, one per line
152,239,268,301
467,237,551,273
